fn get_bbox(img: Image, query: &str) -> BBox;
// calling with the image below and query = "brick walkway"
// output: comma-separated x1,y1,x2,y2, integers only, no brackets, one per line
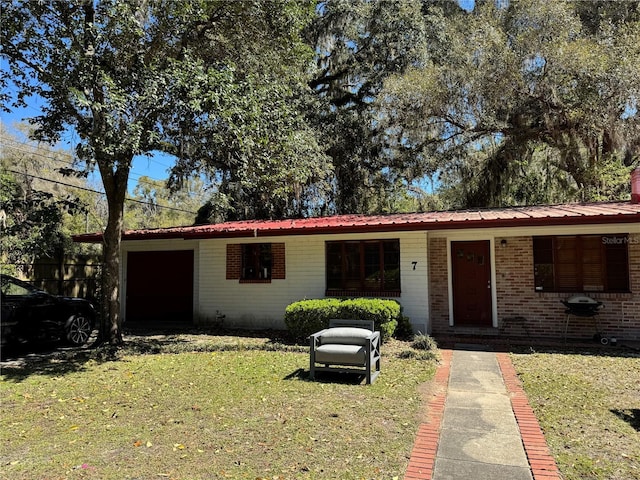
404,349,452,480
496,353,562,480
404,349,561,480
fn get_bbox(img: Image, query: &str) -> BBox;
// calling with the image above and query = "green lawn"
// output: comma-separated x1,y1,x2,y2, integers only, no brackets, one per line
511,348,640,480
1,335,436,480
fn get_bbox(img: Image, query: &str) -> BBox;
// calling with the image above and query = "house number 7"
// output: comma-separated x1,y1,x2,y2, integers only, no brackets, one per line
412,261,418,270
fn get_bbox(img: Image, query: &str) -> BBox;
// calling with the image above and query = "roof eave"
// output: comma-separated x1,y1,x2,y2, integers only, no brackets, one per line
159,213,640,239
71,211,640,243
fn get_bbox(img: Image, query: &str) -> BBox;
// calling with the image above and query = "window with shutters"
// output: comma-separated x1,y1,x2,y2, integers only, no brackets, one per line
533,235,629,292
326,239,401,296
242,244,272,280
226,243,285,283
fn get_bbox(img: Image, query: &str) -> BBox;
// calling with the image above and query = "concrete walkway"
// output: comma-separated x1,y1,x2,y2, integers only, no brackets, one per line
404,346,561,480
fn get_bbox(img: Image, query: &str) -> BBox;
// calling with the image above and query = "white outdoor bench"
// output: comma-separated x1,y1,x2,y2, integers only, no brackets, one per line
309,319,381,384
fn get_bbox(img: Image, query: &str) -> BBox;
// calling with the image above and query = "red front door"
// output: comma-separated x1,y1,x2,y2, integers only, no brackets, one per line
452,240,492,327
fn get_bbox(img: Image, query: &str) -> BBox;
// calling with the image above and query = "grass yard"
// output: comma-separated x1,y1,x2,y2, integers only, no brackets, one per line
0,334,437,480
511,347,640,480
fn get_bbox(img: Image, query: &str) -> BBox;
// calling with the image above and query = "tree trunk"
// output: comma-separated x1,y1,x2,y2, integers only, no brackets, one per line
97,155,131,346
100,203,124,345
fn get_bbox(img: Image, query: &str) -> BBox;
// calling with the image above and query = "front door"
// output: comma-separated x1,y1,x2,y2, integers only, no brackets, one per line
451,240,492,327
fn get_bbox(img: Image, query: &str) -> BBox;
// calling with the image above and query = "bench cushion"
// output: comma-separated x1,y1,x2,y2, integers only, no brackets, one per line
315,344,366,365
319,327,372,346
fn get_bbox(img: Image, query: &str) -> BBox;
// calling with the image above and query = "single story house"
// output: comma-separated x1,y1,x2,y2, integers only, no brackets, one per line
74,176,640,342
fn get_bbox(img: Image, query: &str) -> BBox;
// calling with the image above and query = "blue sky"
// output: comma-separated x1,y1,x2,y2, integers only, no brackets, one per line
2,0,476,194
1,88,173,193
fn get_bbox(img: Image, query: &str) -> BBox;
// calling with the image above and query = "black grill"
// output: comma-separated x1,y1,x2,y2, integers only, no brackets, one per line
562,295,603,317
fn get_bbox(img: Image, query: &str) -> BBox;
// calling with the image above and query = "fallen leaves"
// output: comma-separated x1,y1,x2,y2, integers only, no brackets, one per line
132,439,156,449
1,341,434,478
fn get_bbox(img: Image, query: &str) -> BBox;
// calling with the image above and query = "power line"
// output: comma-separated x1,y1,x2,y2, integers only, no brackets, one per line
2,136,175,171
5,169,198,215
1,142,172,186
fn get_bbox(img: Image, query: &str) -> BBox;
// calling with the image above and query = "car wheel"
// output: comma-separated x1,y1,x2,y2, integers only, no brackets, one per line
66,313,93,346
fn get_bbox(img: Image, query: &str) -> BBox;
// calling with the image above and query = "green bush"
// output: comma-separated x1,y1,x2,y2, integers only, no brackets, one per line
412,333,438,352
284,298,403,342
283,298,341,341
397,333,439,361
394,315,414,340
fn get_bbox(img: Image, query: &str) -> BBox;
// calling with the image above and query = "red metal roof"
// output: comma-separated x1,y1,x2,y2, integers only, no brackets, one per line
72,201,640,243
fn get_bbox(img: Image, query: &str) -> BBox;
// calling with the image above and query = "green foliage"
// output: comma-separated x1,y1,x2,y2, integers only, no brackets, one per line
284,297,402,341
394,315,415,340
306,0,436,214
411,333,438,352
0,125,104,274
383,0,640,207
125,176,206,229
336,298,400,339
284,298,342,341
0,170,64,267
2,0,325,342
0,338,435,479
397,334,439,361
0,128,101,271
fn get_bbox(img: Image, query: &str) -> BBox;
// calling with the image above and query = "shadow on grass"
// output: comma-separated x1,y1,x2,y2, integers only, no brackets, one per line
505,343,640,359
1,326,306,383
312,373,370,385
611,408,640,432
282,367,367,385
0,344,118,383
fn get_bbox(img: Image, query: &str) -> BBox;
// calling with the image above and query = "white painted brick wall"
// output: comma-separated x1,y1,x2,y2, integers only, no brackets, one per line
197,231,430,331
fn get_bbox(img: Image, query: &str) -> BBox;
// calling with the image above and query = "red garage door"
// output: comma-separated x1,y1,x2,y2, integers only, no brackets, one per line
126,250,194,323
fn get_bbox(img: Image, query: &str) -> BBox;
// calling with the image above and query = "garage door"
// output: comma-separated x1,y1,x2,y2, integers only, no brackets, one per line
126,250,194,323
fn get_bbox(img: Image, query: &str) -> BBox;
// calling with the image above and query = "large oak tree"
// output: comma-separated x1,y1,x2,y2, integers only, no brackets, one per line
383,0,640,207
306,0,438,214
1,0,322,344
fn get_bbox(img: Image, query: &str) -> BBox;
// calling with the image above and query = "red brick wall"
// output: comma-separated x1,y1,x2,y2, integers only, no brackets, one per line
495,236,639,341
428,237,450,333
226,243,286,281
429,235,640,341
271,243,286,280
226,244,242,279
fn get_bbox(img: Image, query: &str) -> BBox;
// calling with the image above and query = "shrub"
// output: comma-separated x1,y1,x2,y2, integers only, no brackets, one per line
394,315,414,340
412,333,438,352
396,333,439,361
398,349,439,361
284,298,403,342
284,298,341,341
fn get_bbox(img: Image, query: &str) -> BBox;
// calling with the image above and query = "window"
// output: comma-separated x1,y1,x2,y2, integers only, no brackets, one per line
226,243,285,282
533,235,629,292
242,244,272,280
326,240,401,296
1,277,35,297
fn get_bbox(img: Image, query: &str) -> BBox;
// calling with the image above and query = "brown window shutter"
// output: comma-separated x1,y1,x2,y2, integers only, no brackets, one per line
581,236,604,291
533,237,554,290
605,235,630,292
226,244,242,279
555,236,578,291
534,234,629,293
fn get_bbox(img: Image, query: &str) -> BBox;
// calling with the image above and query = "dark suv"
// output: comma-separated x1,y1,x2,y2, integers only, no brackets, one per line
1,274,96,347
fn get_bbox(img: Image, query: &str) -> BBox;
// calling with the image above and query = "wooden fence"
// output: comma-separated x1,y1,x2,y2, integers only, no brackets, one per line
3,255,102,304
